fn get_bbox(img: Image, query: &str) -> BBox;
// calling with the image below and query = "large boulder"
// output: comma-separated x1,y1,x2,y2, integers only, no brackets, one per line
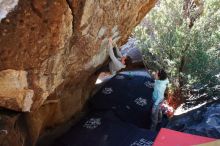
0,0,157,145
167,101,220,139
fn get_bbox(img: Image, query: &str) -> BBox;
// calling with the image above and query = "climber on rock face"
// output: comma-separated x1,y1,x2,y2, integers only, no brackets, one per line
150,69,169,131
108,37,126,75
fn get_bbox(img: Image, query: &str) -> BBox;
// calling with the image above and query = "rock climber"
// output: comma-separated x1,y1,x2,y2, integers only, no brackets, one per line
150,69,169,130
108,37,126,74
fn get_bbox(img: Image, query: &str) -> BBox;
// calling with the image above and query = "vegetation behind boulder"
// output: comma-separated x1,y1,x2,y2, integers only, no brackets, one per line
133,0,220,108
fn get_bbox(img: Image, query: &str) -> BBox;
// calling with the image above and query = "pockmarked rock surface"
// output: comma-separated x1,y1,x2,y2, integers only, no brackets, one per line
0,0,157,145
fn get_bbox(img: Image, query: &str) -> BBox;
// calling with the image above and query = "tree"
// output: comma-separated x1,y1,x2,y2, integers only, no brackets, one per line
133,0,220,103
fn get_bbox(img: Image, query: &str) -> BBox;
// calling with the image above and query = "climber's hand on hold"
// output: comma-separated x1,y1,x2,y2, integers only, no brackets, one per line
109,37,113,45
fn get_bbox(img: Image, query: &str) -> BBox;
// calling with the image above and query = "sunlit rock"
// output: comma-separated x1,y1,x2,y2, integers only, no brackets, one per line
0,69,33,111
0,0,157,145
0,0,19,22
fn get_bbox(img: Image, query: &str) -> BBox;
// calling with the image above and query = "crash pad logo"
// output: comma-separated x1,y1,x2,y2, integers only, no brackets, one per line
144,81,154,88
83,118,101,129
102,87,113,95
130,138,153,146
134,97,147,106
115,75,125,80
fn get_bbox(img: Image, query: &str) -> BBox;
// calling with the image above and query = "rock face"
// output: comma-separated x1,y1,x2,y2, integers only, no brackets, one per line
0,0,157,145
0,69,34,111
0,0,19,21
167,101,220,139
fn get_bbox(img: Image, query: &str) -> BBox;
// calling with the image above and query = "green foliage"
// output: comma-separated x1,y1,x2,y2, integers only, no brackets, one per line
133,0,220,87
